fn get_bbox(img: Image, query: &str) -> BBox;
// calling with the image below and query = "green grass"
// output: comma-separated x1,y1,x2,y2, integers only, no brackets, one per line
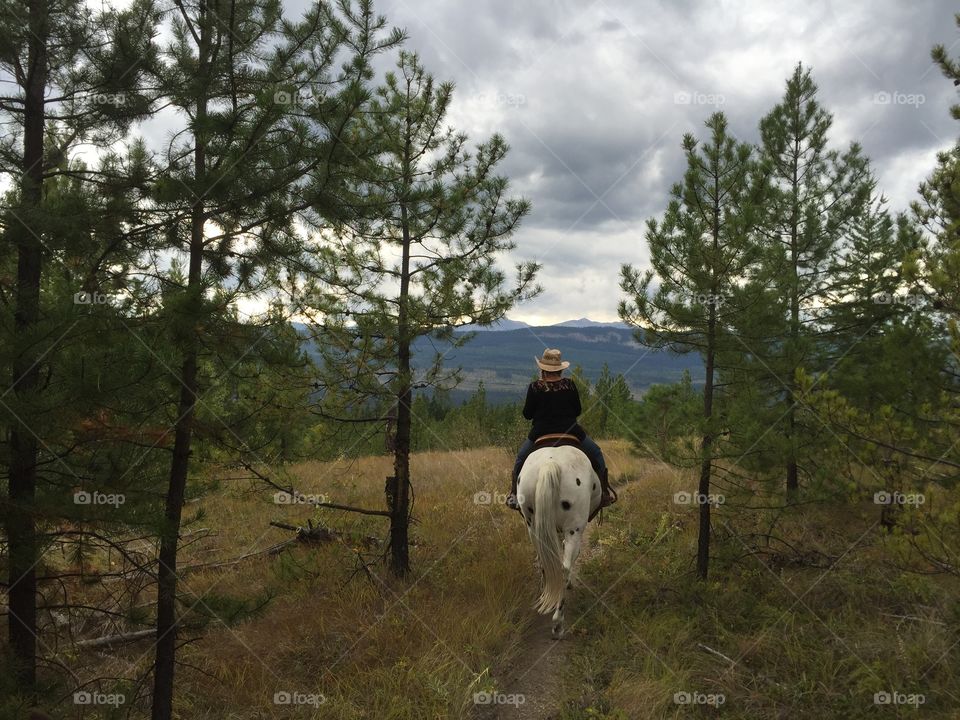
552,470,960,719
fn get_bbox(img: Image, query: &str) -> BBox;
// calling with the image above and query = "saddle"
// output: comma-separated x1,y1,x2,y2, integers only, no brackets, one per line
533,432,581,449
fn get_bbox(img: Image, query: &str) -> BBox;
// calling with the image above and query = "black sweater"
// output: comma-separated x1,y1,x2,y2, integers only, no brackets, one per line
522,378,585,441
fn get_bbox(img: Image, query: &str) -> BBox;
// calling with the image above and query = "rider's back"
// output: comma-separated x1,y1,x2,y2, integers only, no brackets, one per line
522,378,584,441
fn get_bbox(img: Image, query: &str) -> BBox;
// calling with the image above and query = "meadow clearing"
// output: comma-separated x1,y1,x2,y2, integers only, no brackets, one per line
46,439,959,719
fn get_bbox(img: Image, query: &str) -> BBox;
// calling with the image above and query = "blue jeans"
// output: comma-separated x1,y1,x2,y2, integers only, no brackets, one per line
512,436,606,486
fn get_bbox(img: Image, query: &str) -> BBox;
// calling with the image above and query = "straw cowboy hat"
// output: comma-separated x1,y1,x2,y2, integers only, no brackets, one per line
535,348,570,372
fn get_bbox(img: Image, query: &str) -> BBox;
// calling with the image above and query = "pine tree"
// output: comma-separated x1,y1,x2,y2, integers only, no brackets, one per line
631,371,700,460
803,11,960,575
312,51,538,577
140,3,401,716
748,63,873,498
0,0,158,690
591,363,633,438
620,112,766,579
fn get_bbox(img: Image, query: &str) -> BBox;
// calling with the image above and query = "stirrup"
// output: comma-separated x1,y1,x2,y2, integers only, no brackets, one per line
602,485,618,507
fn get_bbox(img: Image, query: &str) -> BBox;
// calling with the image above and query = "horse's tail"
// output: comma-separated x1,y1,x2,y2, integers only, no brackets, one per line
533,460,564,614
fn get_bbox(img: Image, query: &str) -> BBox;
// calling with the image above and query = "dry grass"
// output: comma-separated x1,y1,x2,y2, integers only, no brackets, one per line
51,440,657,719
35,440,947,719
553,456,960,720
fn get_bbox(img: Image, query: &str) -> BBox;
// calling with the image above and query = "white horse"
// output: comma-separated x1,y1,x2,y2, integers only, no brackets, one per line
517,444,601,638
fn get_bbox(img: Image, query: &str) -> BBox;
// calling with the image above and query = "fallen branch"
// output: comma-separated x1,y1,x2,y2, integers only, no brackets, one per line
179,540,297,573
242,461,391,517
697,643,736,667
269,519,380,547
269,520,337,542
309,500,391,517
76,629,155,649
879,612,946,626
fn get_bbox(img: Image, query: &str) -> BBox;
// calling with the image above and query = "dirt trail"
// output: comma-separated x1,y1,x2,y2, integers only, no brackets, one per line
473,524,599,720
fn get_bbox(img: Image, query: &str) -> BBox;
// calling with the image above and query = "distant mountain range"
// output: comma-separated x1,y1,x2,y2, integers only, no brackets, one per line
300,318,703,405
460,316,629,332
413,322,702,404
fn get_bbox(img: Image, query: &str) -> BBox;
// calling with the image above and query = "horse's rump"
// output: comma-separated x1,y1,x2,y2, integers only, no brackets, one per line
517,445,600,617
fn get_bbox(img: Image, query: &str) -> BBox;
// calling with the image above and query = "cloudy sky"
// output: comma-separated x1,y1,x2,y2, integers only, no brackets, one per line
287,0,957,325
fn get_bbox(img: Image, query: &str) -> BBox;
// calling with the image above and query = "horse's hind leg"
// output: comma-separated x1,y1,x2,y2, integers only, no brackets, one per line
551,530,583,639
563,527,584,589
551,596,565,639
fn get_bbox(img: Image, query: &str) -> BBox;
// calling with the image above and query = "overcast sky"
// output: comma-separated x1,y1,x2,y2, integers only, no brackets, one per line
285,0,958,325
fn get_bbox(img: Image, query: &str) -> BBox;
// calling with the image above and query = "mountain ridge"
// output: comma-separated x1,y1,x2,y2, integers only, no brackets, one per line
299,322,702,405
459,316,629,332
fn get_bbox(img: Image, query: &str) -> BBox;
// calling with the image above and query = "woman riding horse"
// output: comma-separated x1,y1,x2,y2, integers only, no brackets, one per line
507,348,617,512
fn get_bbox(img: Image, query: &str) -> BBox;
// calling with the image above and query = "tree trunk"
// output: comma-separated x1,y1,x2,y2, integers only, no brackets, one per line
7,0,49,690
697,337,715,580
785,136,801,498
390,385,412,577
389,190,413,578
151,14,209,716
150,345,200,720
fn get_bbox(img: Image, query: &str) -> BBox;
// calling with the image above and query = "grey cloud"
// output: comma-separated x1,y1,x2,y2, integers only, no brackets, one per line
305,0,960,321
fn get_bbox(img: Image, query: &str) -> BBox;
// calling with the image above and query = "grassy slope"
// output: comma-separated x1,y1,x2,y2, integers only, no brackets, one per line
23,442,960,718
555,465,960,719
